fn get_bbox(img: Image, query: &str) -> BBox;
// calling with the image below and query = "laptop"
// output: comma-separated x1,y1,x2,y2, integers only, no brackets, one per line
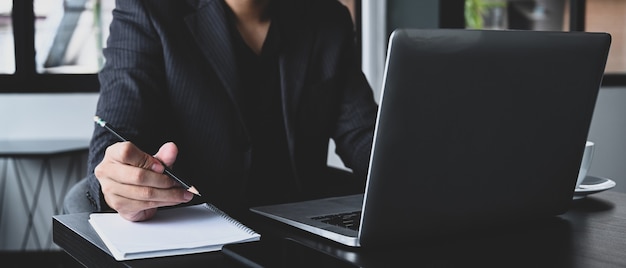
251,29,611,247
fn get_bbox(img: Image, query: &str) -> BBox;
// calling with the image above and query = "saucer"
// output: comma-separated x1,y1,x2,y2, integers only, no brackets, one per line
573,175,616,200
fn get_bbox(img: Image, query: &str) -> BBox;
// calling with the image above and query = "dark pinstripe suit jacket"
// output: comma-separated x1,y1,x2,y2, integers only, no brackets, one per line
86,0,378,212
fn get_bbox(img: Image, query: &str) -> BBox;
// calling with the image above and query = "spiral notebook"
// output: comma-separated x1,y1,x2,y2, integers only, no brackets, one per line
88,203,260,261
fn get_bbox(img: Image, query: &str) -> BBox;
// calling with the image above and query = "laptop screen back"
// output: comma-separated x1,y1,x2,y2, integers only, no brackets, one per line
359,29,610,246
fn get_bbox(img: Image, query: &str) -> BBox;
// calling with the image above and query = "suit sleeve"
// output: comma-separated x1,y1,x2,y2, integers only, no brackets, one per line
328,2,378,180
87,0,169,211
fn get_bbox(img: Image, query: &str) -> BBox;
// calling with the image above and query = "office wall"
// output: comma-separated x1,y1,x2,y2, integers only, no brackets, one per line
0,93,97,140
587,87,626,193
387,0,440,32
0,93,96,250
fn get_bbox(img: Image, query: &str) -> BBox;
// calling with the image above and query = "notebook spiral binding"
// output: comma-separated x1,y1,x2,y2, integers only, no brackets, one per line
204,203,259,235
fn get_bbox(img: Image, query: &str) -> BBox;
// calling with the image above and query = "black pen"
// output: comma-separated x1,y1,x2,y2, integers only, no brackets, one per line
93,116,201,196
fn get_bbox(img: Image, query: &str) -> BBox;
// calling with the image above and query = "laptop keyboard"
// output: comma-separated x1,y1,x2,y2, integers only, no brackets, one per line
311,211,361,231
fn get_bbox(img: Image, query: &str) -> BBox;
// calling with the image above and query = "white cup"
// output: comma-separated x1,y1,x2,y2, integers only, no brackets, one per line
575,141,595,189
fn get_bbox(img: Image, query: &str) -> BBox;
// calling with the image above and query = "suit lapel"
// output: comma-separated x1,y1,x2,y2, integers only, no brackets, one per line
276,1,313,190
276,1,312,128
184,0,246,128
279,34,312,138
183,0,314,189
278,1,314,129
183,0,313,136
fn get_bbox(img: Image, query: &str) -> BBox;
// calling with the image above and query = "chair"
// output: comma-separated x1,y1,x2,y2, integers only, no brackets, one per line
62,178,96,214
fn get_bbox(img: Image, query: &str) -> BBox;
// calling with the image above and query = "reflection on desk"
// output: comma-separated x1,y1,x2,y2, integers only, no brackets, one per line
54,190,626,267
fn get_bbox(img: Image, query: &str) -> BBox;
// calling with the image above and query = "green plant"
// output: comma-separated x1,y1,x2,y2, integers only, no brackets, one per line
465,0,507,29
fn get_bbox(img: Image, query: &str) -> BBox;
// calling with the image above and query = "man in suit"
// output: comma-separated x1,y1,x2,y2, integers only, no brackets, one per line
85,0,377,221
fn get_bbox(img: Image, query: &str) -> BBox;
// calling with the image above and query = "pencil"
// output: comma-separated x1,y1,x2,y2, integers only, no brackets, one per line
93,116,201,196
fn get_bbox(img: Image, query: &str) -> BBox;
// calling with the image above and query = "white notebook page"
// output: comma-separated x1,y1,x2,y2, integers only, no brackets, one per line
88,203,260,261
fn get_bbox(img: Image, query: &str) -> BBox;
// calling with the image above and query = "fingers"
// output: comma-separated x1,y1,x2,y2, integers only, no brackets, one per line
99,142,175,188
101,181,193,221
102,184,191,221
154,142,178,169
94,141,194,221
119,207,158,222
111,142,165,175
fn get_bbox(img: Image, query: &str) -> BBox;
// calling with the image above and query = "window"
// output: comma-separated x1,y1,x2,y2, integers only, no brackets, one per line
0,0,113,93
0,1,14,74
2,0,359,93
34,0,108,74
460,0,626,85
466,0,567,31
583,0,626,80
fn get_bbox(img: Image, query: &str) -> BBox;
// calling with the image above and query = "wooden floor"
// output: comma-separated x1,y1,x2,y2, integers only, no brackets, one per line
0,251,82,268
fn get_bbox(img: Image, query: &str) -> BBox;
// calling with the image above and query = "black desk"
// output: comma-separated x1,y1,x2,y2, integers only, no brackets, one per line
54,190,626,267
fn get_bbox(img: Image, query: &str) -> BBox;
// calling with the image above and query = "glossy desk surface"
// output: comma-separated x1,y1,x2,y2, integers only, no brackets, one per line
0,139,90,156
54,190,626,267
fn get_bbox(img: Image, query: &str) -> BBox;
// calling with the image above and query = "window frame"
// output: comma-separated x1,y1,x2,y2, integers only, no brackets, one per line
439,0,624,87
1,0,624,94
569,0,626,86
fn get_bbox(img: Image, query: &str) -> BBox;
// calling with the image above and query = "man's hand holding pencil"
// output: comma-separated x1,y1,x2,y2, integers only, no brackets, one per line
93,116,200,222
